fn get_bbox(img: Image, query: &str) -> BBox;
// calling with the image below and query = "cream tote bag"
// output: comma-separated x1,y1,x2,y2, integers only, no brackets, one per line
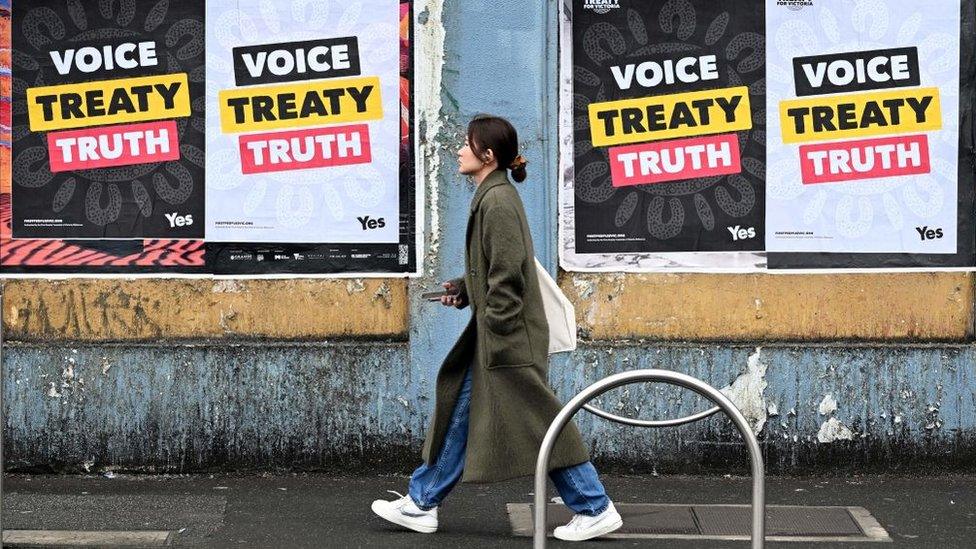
534,257,577,354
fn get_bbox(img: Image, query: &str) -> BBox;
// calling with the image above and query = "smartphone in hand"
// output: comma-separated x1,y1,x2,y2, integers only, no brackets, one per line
421,290,453,301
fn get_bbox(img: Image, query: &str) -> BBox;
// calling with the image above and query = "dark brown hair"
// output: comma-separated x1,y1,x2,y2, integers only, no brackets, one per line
467,115,527,182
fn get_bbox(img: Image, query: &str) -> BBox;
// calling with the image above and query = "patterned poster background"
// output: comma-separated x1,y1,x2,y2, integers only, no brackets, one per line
11,0,205,240
1,0,205,274
767,0,975,269
766,0,961,255
206,0,416,275
206,0,399,244
571,0,766,255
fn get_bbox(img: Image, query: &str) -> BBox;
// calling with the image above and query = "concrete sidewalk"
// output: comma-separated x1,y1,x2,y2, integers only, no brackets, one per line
2,473,974,548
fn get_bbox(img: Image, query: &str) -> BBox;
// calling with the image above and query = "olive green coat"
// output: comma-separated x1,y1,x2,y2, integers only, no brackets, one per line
420,170,590,483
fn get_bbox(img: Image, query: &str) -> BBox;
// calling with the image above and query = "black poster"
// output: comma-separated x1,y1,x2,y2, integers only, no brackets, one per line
572,0,765,254
12,0,205,239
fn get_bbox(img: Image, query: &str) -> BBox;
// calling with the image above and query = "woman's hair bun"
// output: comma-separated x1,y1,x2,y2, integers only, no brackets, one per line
509,154,528,182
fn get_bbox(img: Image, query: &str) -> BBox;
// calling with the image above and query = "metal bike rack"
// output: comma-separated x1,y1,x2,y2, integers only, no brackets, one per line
534,369,765,549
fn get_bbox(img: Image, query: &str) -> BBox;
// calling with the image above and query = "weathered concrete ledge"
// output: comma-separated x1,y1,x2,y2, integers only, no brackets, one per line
561,272,975,342
3,341,973,475
1,279,408,342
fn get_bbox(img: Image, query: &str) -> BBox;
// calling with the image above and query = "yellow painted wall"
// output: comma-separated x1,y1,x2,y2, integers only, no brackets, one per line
1,278,408,342
560,272,974,341
3,272,973,342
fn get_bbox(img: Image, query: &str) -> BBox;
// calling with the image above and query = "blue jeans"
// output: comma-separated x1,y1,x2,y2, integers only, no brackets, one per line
409,367,611,516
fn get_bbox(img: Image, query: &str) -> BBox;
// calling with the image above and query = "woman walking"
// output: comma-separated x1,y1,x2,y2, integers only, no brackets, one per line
371,115,622,542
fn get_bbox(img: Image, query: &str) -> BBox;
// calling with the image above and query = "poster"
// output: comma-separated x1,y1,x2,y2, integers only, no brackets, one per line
765,0,966,261
561,0,766,271
11,0,205,241
205,0,415,275
1,0,204,274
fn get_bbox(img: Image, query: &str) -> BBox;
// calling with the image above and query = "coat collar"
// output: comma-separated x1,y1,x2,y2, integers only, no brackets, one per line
469,169,510,212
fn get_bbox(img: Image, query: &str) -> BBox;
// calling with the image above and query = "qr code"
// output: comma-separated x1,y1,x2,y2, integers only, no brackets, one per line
398,244,409,265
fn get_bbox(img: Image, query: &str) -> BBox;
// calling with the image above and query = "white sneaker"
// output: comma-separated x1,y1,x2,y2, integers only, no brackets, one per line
553,501,623,541
371,491,438,534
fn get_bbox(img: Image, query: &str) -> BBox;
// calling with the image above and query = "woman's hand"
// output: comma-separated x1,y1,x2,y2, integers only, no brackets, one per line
440,280,468,309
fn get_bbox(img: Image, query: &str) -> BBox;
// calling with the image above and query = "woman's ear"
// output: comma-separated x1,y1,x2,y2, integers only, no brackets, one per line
483,148,496,164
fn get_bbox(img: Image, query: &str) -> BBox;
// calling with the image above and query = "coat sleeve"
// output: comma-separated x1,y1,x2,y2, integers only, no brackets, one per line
480,202,527,335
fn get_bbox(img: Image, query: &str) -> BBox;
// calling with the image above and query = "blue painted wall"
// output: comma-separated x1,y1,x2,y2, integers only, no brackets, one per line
407,0,561,456
4,343,417,472
5,343,974,473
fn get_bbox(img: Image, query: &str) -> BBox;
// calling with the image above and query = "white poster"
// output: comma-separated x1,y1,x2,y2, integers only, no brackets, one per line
206,0,401,243
765,0,961,254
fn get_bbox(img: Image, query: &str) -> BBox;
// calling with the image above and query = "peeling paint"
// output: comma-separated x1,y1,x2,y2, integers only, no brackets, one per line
416,0,446,266
572,278,596,300
212,280,246,294
218,309,238,333
818,394,838,416
346,279,366,294
372,283,394,309
818,417,854,443
720,347,768,435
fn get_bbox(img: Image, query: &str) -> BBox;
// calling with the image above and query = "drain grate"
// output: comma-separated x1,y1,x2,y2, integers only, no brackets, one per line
507,503,892,542
694,505,863,537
